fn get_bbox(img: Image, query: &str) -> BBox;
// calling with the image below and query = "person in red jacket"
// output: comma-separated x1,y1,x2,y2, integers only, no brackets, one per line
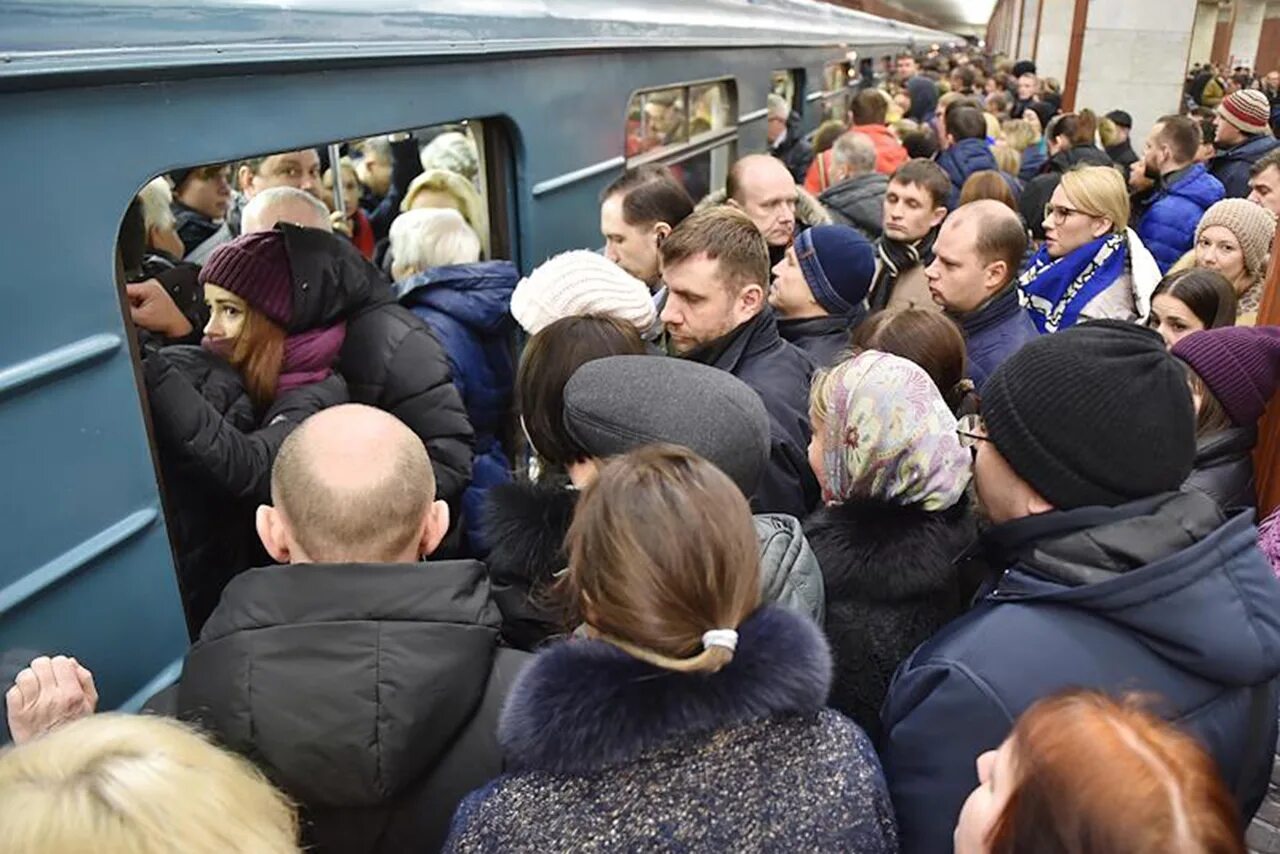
806,89,908,194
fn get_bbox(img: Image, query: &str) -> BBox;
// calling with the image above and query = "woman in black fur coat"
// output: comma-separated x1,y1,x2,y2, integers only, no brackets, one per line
804,350,976,740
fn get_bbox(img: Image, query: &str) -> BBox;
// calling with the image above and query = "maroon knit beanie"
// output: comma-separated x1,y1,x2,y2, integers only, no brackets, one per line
1172,326,1280,426
197,231,293,327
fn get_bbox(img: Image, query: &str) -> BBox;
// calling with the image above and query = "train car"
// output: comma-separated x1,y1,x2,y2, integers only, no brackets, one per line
0,0,959,734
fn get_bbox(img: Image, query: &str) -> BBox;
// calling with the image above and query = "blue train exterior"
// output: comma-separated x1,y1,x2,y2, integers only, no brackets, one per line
0,0,958,729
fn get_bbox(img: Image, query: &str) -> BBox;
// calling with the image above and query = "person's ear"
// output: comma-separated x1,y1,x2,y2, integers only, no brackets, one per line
256,505,292,563
739,283,765,314
418,499,450,558
929,206,949,229
652,221,672,246
984,259,1009,292
237,165,254,195
1091,217,1114,239
726,197,741,211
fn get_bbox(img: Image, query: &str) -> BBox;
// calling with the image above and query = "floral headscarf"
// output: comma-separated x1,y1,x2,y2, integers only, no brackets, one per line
817,350,972,510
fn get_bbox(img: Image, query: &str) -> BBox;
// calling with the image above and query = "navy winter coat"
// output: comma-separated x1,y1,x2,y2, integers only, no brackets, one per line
1211,135,1280,198
400,261,517,554
1016,145,1047,182
881,491,1280,854
777,314,858,367
936,138,1014,208
952,286,1039,390
1137,164,1225,272
692,307,820,517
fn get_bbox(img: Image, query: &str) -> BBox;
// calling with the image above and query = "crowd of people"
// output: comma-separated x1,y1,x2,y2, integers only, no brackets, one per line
8,44,1280,854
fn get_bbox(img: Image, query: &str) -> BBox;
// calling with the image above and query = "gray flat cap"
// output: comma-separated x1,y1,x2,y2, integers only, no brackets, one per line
563,355,770,496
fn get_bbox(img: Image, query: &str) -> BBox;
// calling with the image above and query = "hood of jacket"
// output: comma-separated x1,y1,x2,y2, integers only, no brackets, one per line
754,513,826,625
179,560,504,806
937,138,997,185
1165,163,1225,209
397,260,518,334
498,604,830,774
805,499,976,603
819,172,889,212
278,222,392,333
696,187,832,229
989,491,1280,686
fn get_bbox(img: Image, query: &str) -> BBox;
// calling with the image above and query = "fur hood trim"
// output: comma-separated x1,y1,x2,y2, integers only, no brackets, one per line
499,605,830,774
696,187,832,228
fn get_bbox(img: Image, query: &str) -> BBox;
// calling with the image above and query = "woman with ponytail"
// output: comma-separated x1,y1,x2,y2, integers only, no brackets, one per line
142,229,348,635
445,445,897,853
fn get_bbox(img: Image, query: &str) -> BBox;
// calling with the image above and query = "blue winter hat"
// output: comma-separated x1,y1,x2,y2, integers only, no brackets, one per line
795,225,876,316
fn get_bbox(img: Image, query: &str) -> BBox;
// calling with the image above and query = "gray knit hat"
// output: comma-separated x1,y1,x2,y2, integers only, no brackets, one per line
1196,199,1277,282
562,355,769,497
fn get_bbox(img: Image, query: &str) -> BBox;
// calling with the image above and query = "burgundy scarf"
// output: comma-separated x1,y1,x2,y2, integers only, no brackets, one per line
201,321,346,397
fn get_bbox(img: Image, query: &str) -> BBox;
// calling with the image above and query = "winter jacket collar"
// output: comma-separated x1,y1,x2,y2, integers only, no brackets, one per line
776,313,857,365
1196,425,1257,468
685,306,784,374
396,260,518,334
819,172,889,209
1160,162,1223,207
498,604,831,775
1214,134,1280,164
1046,144,1112,174
192,559,503,805
953,283,1023,335
981,490,1280,686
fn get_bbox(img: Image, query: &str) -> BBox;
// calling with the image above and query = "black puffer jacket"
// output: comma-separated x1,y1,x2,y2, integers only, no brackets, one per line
278,223,474,504
772,111,815,184
1185,426,1257,515
804,498,976,741
178,560,529,854
144,346,347,636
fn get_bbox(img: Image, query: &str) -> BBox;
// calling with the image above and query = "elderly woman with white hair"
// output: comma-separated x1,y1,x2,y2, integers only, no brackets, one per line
392,208,519,555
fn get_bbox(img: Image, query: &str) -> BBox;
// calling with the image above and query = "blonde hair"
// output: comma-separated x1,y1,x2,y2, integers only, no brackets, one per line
0,714,299,854
992,142,1021,176
983,112,1004,142
1002,118,1039,151
138,177,176,233
1059,166,1129,235
401,168,489,257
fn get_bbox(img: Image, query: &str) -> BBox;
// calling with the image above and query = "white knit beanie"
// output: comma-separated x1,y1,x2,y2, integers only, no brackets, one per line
511,250,661,338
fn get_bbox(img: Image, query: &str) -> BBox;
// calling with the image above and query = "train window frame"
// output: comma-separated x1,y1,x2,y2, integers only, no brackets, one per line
771,69,804,115
624,78,738,199
820,60,854,124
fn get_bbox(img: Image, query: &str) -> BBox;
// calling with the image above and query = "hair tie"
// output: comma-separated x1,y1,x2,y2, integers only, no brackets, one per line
701,629,739,652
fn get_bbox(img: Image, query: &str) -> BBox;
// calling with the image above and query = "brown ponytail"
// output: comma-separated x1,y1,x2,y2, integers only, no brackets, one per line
565,444,761,674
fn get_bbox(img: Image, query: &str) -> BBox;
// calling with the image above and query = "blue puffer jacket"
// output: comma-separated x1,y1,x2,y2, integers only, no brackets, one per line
1211,135,1280,198
400,261,518,554
936,138,1019,208
1137,164,1225,272
881,492,1280,854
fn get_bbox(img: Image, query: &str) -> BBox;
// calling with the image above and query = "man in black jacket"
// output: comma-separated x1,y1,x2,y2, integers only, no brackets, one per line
177,404,526,854
767,93,814,184
659,206,819,517
819,133,888,238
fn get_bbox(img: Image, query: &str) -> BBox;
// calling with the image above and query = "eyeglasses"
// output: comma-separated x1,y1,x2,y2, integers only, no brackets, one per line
956,413,989,449
1043,203,1091,224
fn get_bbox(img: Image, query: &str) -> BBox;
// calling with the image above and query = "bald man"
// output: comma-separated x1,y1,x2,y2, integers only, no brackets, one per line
177,404,525,854
726,153,832,267
923,200,1038,389
241,186,333,234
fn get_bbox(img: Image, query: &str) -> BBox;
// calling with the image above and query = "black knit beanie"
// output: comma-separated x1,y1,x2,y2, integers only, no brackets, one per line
982,320,1196,509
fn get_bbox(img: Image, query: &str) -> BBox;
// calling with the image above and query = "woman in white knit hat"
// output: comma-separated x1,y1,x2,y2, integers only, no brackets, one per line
510,250,662,340
1173,198,1277,324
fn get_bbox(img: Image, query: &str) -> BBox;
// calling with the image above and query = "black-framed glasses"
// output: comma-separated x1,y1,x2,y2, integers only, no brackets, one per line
956,413,989,449
1043,203,1090,224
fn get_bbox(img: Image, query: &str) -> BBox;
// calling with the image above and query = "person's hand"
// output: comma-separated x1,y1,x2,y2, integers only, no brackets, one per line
126,279,194,339
329,210,353,237
6,655,98,744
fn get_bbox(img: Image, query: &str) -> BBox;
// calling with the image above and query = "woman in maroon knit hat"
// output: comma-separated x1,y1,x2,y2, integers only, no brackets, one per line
142,230,349,636
1172,325,1280,514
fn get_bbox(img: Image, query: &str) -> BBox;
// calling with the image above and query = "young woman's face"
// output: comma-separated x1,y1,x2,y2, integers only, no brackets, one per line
203,283,248,342
1148,293,1205,348
954,738,1018,854
1195,226,1248,293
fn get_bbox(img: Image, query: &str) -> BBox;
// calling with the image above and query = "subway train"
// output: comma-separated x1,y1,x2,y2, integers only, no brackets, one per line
0,0,960,729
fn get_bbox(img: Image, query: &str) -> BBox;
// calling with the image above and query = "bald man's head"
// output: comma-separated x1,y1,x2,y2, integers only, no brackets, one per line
924,200,1028,313
953,200,1027,280
242,186,333,234
257,404,448,564
726,155,797,247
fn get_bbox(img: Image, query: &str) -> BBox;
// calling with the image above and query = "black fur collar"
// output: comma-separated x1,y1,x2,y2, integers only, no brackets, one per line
498,605,830,775
481,477,578,586
804,499,977,602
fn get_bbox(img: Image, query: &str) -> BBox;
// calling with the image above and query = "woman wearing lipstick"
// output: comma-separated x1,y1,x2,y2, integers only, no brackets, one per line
1017,165,1162,333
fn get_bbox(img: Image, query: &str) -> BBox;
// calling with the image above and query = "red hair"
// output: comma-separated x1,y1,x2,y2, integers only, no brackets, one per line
989,691,1244,854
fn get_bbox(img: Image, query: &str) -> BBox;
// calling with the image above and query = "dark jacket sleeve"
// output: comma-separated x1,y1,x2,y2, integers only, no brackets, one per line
376,313,474,503
880,659,1014,854
145,351,348,502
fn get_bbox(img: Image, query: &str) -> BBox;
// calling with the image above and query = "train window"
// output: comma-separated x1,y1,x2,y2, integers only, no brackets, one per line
117,117,514,640
771,69,802,114
821,61,854,123
625,79,737,201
